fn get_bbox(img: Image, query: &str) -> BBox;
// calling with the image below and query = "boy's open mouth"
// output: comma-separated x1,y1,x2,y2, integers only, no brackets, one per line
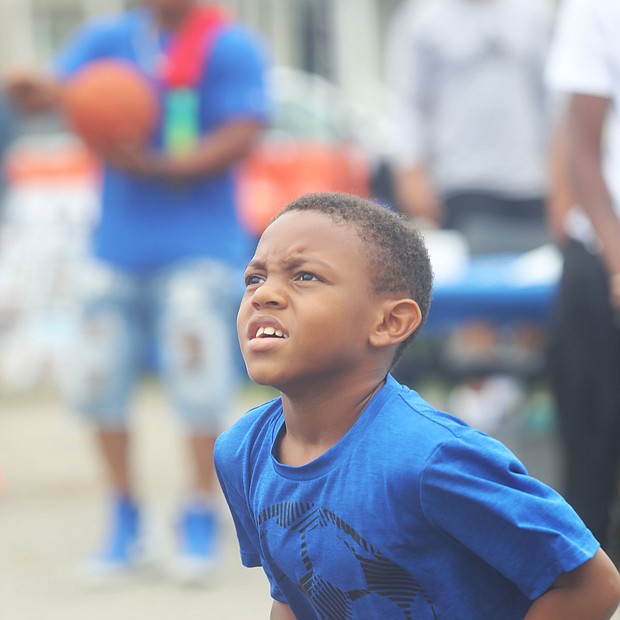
255,326,288,339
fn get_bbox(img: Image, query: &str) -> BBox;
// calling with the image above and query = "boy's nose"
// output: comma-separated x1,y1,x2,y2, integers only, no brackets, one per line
250,280,286,309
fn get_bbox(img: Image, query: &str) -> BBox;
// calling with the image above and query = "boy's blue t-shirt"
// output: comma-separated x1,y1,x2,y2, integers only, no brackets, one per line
215,375,599,619
54,8,270,272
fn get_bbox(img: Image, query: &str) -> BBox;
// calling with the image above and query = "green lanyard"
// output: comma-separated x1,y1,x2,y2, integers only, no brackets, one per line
163,88,200,157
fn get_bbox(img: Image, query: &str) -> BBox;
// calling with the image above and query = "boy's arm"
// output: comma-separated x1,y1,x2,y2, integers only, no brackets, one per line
524,548,620,619
270,600,295,620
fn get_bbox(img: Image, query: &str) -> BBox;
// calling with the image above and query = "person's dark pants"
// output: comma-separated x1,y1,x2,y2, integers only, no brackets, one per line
443,191,547,255
549,240,620,549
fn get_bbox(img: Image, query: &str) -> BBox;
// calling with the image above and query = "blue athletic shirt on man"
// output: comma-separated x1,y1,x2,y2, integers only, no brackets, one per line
54,8,270,272
215,374,599,619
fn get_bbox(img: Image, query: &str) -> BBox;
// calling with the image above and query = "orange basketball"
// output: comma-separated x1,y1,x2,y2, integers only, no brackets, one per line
61,60,158,154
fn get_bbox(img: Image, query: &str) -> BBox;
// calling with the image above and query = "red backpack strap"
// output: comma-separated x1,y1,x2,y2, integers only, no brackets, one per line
161,4,232,89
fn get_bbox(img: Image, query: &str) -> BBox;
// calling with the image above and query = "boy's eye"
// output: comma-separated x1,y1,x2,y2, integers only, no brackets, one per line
297,272,319,282
245,274,263,286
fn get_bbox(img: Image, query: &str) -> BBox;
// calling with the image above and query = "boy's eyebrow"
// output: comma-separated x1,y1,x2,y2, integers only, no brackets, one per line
245,257,264,271
245,254,332,272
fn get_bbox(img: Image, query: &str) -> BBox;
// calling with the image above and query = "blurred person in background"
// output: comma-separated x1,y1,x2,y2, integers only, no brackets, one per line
546,0,620,558
385,0,555,427
6,0,270,583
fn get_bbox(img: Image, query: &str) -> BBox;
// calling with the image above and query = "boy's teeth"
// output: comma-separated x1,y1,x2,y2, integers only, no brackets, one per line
254,325,287,339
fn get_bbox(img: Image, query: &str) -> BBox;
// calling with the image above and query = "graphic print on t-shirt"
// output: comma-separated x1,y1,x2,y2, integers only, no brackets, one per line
257,501,437,620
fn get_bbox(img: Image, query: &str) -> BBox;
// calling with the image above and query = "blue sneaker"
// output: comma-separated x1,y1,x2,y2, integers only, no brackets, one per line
81,495,150,581
172,504,219,584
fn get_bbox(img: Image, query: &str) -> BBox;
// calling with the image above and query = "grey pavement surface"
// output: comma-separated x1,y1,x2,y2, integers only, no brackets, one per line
0,382,273,620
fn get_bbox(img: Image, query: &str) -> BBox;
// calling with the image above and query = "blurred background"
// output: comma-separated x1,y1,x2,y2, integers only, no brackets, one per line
0,0,403,394
0,0,606,618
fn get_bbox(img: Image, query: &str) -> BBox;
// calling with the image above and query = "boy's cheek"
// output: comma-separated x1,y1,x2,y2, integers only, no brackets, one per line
236,308,249,341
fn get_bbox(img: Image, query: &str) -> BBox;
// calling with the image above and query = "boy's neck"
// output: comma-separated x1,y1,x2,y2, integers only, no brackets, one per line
277,374,386,467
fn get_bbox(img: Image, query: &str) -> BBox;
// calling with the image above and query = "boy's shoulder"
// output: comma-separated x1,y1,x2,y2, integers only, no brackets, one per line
379,376,523,473
384,375,472,436
215,395,282,460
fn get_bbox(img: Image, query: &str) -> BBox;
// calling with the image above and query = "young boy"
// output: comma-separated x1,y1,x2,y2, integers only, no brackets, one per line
214,192,620,619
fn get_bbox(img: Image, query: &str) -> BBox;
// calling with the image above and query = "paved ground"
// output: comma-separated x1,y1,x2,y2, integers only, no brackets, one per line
1,381,618,619
0,382,273,620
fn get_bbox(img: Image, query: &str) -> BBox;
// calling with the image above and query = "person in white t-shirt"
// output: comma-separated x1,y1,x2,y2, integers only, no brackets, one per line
546,0,620,554
386,0,554,251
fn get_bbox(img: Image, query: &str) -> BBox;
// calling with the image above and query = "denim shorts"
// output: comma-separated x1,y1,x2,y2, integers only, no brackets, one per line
62,258,242,432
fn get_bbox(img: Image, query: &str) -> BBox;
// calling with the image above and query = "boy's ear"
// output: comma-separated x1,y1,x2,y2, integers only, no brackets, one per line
369,298,422,349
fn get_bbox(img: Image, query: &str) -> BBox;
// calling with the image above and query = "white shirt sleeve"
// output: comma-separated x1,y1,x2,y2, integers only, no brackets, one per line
546,0,614,97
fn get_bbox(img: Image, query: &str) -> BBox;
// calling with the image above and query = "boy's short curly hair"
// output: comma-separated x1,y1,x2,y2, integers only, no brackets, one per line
275,192,434,365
